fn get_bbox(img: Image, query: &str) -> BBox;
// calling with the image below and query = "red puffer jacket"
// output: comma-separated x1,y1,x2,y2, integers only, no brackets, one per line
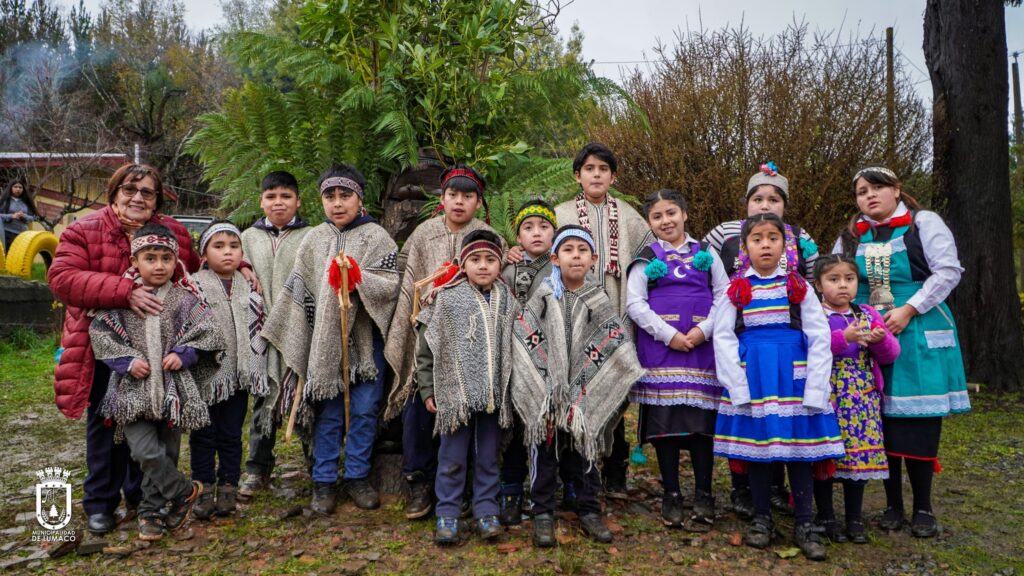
48,207,201,419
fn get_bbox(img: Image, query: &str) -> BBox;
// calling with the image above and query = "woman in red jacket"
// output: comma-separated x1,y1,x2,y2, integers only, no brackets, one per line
48,164,203,536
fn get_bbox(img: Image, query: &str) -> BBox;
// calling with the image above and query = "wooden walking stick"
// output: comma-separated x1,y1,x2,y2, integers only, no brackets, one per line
328,251,361,437
284,374,304,443
409,261,459,325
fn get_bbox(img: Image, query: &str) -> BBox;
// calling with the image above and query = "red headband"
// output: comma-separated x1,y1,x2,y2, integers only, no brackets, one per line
460,239,502,264
442,168,485,194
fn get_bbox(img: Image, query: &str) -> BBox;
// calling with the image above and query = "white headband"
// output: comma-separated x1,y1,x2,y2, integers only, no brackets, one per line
199,222,242,255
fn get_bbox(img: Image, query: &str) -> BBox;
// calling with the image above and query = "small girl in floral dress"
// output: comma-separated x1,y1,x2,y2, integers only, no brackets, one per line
812,254,900,543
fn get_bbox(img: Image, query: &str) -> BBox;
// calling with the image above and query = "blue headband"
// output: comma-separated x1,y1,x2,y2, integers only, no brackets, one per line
552,228,596,254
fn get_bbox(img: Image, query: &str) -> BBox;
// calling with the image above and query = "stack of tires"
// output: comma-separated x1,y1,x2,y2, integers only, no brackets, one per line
3,230,59,279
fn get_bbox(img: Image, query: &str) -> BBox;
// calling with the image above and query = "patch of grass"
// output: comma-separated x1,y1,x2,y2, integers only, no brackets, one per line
0,329,57,420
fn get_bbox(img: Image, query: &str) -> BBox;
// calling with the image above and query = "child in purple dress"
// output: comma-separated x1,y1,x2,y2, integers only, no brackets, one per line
812,254,900,543
627,189,729,530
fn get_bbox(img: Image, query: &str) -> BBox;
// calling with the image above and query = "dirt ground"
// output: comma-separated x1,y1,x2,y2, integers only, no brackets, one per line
1,336,1022,575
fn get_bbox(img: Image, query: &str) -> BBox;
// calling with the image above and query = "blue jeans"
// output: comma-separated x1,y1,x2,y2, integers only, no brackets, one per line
311,328,385,483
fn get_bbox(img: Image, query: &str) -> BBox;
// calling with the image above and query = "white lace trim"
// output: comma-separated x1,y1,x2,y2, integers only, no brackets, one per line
713,439,846,461
751,285,787,300
629,393,722,411
883,390,971,416
717,400,834,418
743,311,791,327
834,470,890,481
793,364,808,380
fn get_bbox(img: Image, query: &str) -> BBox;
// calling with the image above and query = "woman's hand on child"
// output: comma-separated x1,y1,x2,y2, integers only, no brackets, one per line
129,285,163,318
129,359,151,379
505,245,525,264
424,397,438,413
241,267,263,295
883,304,917,335
684,327,706,349
162,352,183,371
669,332,693,352
865,326,887,345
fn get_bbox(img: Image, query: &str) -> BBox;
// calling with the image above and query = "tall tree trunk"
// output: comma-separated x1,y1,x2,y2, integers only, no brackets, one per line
924,0,1024,390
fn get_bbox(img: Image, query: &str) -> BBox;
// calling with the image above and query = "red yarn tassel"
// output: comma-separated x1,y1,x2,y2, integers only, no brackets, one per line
786,272,808,304
433,261,460,288
328,256,362,293
812,459,836,481
727,277,753,309
728,459,748,475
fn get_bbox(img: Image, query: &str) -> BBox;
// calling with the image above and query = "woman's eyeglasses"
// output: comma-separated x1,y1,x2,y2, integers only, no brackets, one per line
118,184,158,201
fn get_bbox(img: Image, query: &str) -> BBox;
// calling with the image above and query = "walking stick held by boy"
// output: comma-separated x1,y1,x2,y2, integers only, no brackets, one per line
328,250,362,436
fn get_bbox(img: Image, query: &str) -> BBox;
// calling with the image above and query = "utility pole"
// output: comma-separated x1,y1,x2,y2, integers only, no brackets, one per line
886,27,895,164
1013,51,1023,162
134,143,141,165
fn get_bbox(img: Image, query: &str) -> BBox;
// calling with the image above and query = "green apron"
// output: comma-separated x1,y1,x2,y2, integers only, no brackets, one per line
855,225,970,418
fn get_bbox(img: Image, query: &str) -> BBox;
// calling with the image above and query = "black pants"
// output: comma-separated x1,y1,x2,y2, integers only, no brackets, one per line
601,410,630,485
531,434,602,516
190,389,249,487
83,362,143,516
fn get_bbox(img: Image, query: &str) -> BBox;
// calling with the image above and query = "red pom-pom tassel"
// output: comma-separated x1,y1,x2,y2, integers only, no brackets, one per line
433,261,460,288
328,256,362,294
727,277,753,309
728,458,748,475
812,459,836,481
786,272,807,304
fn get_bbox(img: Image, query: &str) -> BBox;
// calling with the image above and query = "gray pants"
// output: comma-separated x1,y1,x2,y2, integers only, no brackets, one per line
123,420,193,517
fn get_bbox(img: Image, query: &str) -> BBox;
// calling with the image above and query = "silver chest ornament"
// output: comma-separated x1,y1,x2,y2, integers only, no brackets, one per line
864,243,895,311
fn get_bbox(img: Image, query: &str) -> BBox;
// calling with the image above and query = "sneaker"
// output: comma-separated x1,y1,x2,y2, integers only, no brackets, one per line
435,517,460,545
311,482,338,515
164,481,203,532
685,490,715,532
661,492,684,527
769,485,793,515
192,490,216,521
846,519,869,544
137,515,165,542
816,517,845,543
910,510,939,538
730,488,755,521
878,506,905,531
404,472,434,520
215,485,237,516
532,512,556,548
499,493,523,526
476,515,503,540
794,522,828,561
238,471,270,500
744,515,774,549
343,478,381,510
579,513,613,543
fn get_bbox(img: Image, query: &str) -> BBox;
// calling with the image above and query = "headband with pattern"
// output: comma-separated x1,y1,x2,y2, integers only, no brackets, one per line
852,166,898,183
320,176,364,198
199,222,242,255
131,233,178,256
514,203,557,232
442,167,485,194
552,227,596,253
460,238,503,265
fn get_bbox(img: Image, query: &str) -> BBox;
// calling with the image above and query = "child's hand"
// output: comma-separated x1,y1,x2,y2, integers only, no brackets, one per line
842,322,867,345
669,332,692,352
883,304,917,335
864,326,887,345
241,267,263,295
129,359,151,379
162,352,183,371
683,327,706,348
505,245,525,264
424,397,438,413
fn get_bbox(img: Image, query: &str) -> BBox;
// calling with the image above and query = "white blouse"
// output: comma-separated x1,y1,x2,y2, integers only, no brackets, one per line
626,236,729,344
711,266,833,410
830,202,963,315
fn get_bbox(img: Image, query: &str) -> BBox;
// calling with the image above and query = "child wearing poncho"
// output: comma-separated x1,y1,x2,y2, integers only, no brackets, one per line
416,229,520,545
712,213,843,561
189,220,269,519
261,164,400,515
89,223,223,542
626,190,728,531
511,225,644,548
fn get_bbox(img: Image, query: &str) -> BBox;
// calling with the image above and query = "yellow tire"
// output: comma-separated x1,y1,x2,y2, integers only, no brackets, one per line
5,230,59,279
0,241,6,272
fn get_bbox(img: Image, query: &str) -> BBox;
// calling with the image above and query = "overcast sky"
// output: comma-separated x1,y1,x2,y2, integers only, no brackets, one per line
60,0,1024,114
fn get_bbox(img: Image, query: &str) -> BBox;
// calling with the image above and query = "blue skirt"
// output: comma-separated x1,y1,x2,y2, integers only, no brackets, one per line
714,325,845,462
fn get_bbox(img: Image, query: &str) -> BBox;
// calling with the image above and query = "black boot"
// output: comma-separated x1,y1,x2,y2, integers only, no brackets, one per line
910,510,939,538
769,484,793,515
685,490,714,532
579,513,613,543
499,492,523,526
310,482,338,515
532,512,556,548
661,492,683,528
344,478,381,510
730,487,755,521
878,506,905,531
86,513,115,535
744,515,774,549
404,472,434,520
795,522,828,561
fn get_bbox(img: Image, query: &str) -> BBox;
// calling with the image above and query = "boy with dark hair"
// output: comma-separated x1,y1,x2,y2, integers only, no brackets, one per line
511,225,644,547
383,164,506,520
416,229,519,544
238,170,311,499
262,163,400,514
89,223,224,541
